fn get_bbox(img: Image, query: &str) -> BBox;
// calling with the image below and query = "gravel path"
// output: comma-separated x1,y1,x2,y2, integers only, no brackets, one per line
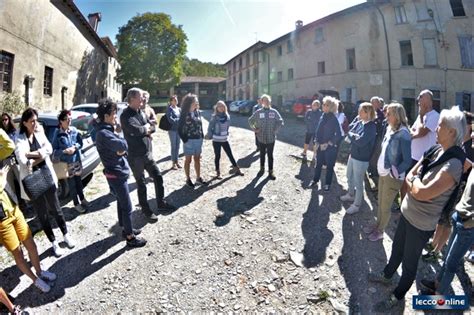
0,110,471,314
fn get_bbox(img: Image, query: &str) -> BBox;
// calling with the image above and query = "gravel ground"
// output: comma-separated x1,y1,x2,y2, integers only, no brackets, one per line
0,110,472,314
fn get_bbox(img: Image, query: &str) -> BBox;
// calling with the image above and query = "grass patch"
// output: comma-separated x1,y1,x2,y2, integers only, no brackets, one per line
318,290,330,300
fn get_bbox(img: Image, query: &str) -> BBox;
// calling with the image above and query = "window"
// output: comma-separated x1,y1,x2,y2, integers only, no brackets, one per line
288,68,294,80
277,45,282,56
415,2,431,21
253,51,258,64
233,61,236,72
277,71,283,82
394,5,408,24
233,76,236,86
0,51,14,93
458,36,474,68
402,88,416,122
238,73,242,84
315,27,324,43
346,48,356,70
253,68,258,81
449,0,466,17
423,38,437,66
239,57,242,69
44,66,53,96
246,53,250,67
246,70,250,83
400,41,414,66
455,92,472,111
317,61,325,75
431,89,441,112
287,40,293,53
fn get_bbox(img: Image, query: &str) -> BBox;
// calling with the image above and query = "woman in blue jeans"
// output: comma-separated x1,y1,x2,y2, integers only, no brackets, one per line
95,99,146,248
166,95,181,170
340,102,376,214
310,96,341,191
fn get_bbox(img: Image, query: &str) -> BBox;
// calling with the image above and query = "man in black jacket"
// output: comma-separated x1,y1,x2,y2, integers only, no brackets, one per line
121,88,176,221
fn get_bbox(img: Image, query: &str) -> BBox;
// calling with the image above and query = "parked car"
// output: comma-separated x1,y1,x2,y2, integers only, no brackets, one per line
239,100,258,115
14,111,101,203
280,99,296,116
72,102,128,137
292,97,313,118
229,100,245,113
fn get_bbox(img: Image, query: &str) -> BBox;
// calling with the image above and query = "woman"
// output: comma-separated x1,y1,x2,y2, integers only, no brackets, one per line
302,100,321,160
309,96,341,191
206,101,243,178
178,93,206,187
248,94,284,180
95,99,146,248
340,102,376,214
52,110,89,213
1,112,17,142
369,107,466,312
166,95,181,170
362,103,411,241
15,108,75,257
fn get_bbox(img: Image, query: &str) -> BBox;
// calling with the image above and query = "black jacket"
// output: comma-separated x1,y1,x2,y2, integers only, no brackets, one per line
120,106,155,158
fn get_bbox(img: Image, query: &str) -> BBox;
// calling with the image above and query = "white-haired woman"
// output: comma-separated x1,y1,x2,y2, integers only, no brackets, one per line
363,103,412,241
206,101,243,178
369,107,466,312
249,94,284,180
309,96,341,191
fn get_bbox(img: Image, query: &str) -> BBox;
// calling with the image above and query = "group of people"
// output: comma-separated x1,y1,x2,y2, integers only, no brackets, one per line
299,89,472,311
0,85,471,313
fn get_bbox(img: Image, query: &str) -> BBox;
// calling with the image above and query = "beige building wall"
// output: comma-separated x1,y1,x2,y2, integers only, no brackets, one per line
105,57,122,102
0,0,116,110
256,0,473,120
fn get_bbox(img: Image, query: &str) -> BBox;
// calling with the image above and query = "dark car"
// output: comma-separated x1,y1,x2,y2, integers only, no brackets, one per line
280,99,296,115
239,100,258,115
15,111,100,202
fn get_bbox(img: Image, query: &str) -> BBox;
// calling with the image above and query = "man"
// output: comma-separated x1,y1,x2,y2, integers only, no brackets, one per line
121,88,176,221
252,98,262,151
367,96,384,184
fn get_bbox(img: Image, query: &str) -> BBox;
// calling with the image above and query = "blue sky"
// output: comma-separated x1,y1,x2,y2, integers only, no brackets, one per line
75,0,364,64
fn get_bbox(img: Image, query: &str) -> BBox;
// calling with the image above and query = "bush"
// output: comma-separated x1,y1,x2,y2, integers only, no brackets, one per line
0,91,25,116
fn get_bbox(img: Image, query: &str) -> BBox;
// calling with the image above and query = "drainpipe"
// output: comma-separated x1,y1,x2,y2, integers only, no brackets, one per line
373,3,392,100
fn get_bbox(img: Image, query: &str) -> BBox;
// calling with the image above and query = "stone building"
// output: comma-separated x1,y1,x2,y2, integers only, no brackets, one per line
0,0,121,110
170,76,226,109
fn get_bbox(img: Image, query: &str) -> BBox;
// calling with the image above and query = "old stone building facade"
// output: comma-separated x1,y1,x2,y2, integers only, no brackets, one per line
225,0,473,121
0,0,121,110
225,41,266,102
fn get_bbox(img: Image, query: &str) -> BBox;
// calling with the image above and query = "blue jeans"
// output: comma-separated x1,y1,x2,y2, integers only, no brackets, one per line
168,130,181,162
313,145,337,186
106,176,133,236
346,157,369,206
437,212,474,294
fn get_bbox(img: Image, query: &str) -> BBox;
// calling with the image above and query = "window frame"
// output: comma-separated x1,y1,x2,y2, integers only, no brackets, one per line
0,50,14,93
422,38,438,67
449,0,466,17
317,61,325,75
43,66,53,96
399,40,414,67
277,71,283,82
394,5,408,24
315,27,324,44
346,48,356,71
288,68,294,81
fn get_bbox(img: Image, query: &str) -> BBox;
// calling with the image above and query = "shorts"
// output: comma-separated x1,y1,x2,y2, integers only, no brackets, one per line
0,206,31,252
304,132,315,145
183,138,203,156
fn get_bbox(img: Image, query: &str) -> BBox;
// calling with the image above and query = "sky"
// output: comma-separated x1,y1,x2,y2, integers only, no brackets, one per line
75,0,365,64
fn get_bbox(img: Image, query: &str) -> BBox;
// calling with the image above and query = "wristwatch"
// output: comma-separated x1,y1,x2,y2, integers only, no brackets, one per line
409,175,419,183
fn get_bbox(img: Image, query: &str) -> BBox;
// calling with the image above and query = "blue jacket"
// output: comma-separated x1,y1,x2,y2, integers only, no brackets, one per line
315,112,341,145
383,126,412,175
304,109,322,133
349,120,376,162
95,122,130,179
166,105,181,131
207,112,230,142
52,126,82,163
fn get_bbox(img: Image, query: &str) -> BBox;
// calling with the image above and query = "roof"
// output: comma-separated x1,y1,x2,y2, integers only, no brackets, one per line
224,41,267,65
101,37,118,59
262,2,371,49
180,76,226,84
51,0,115,58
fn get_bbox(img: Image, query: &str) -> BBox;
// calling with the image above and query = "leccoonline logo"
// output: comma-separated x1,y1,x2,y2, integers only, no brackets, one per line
413,295,469,310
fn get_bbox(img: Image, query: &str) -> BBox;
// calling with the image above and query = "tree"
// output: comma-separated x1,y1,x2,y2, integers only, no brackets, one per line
116,13,187,92
182,57,226,77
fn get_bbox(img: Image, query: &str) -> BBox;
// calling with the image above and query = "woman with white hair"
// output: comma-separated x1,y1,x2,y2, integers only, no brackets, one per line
309,96,341,191
369,107,466,312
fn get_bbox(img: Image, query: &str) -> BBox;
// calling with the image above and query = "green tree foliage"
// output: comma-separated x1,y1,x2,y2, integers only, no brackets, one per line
0,90,25,116
116,13,187,91
182,57,226,77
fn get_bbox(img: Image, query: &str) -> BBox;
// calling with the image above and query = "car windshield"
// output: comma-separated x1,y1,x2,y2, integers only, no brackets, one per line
71,115,92,133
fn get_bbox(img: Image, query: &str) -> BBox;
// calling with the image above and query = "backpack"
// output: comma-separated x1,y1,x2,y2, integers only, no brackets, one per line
158,115,172,131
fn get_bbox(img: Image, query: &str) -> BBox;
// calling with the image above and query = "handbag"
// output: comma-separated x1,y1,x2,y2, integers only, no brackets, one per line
158,115,172,131
22,166,55,200
53,161,69,180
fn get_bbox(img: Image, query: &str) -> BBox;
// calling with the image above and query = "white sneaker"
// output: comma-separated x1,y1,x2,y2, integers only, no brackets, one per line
346,204,360,214
34,278,51,293
340,193,355,202
40,270,57,281
52,241,65,257
63,234,76,249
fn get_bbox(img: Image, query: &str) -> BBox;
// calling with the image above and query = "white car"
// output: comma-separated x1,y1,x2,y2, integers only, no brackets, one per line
72,102,128,136
229,100,245,113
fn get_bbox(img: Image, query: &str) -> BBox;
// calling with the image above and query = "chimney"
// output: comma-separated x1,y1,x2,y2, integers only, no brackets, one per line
295,20,303,29
88,12,102,32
